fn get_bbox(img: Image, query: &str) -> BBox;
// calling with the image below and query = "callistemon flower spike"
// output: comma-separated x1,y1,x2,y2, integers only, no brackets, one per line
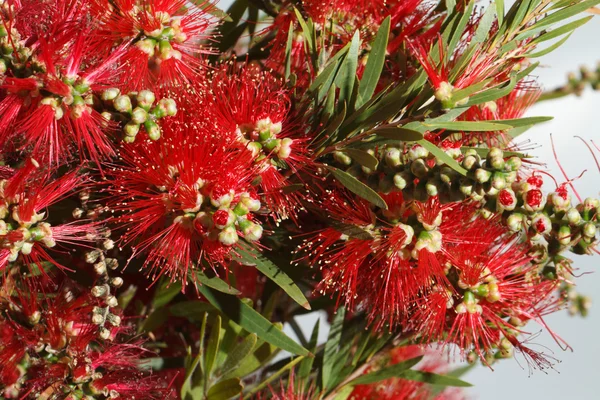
0,160,97,272
206,63,313,221
90,0,216,94
104,124,262,284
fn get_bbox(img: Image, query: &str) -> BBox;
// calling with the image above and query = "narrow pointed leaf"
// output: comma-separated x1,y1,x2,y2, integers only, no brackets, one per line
194,271,240,295
220,334,257,376
422,121,511,131
207,378,243,400
494,116,553,127
197,285,310,356
298,319,320,381
341,149,379,170
233,241,310,310
373,127,424,142
417,139,468,177
327,166,388,209
322,307,346,390
205,314,222,376
397,370,473,387
346,356,424,386
357,17,390,107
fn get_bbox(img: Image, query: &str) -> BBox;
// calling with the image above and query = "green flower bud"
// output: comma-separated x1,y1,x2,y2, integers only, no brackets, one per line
333,151,352,166
558,225,572,246
504,156,522,172
393,171,411,190
384,147,402,167
474,168,492,183
137,90,156,109
583,222,597,238
410,159,429,178
144,120,161,140
131,107,148,124
566,208,582,225
124,122,140,137
114,95,132,113
102,88,121,101
159,98,177,116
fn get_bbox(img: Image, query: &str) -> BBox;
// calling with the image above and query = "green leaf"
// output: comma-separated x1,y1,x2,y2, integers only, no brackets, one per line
346,356,424,386
298,319,320,382
496,0,505,27
340,148,379,170
327,166,388,209
526,32,574,58
153,280,182,309
373,126,424,142
207,378,243,400
532,16,593,44
397,370,473,387
233,241,310,310
194,271,240,295
322,307,346,390
284,21,294,79
335,31,361,111
473,3,497,44
494,116,553,128
205,314,222,376
447,1,475,54
293,8,315,54
220,334,257,376
170,301,216,321
197,285,310,356
528,0,600,30
417,139,468,177
357,17,390,108
421,121,511,131
445,0,456,12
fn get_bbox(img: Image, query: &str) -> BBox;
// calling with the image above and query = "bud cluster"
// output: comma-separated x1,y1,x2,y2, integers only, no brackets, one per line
100,88,177,142
166,176,263,247
0,178,56,263
236,117,294,162
133,11,188,62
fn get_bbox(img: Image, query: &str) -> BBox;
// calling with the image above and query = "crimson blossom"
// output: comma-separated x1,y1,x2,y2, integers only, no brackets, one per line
104,121,263,283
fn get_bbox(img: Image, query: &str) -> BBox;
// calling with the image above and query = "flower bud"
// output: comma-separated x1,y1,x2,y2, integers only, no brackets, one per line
333,151,352,166
137,90,156,109
124,122,140,138
218,226,239,246
497,188,517,211
523,188,545,212
504,156,522,172
507,213,524,232
159,98,178,116
277,138,293,159
144,120,161,140
408,144,428,161
384,147,402,167
102,88,120,101
410,159,429,178
131,107,148,124
114,95,132,113
558,225,572,246
474,168,492,183
462,154,479,170
583,222,597,238
566,208,582,225
242,222,263,242
531,213,551,235
393,171,411,190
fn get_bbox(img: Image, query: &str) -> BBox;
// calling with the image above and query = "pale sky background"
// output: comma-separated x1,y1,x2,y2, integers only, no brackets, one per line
214,1,600,398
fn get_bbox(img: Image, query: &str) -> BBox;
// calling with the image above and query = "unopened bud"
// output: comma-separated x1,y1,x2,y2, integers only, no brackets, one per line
137,90,156,108
131,107,148,124
114,95,132,113
385,148,402,167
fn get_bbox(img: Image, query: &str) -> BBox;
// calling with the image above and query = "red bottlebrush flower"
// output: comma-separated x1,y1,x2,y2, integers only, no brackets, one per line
0,159,96,272
0,33,124,164
0,274,174,399
104,124,263,283
89,0,216,94
205,64,313,221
